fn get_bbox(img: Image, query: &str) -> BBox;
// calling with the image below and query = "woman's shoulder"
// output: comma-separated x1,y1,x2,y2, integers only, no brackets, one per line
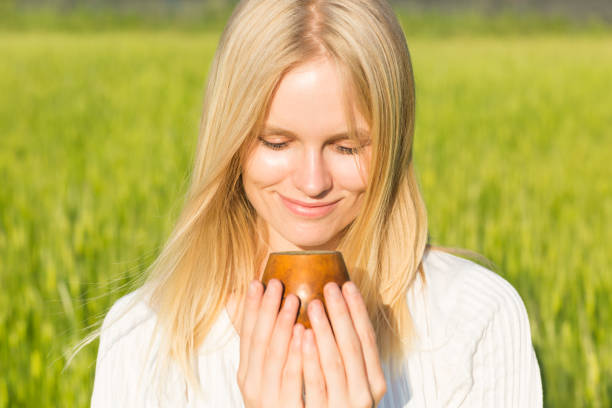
92,288,164,406
92,288,195,406
97,287,158,357
404,248,541,406
417,248,533,344
408,249,543,406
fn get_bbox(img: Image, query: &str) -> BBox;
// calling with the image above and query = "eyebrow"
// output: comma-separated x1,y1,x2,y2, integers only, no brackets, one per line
261,125,370,141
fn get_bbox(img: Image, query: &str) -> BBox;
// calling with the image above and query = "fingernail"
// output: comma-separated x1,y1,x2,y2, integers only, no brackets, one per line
325,282,341,299
283,294,296,310
248,280,258,295
345,281,358,295
309,300,323,321
267,279,281,293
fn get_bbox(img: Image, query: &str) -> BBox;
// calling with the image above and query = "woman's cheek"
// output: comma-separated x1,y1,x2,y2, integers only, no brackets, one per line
244,148,293,186
328,154,369,191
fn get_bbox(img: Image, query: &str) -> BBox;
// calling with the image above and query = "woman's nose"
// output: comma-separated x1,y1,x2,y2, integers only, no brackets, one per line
293,148,332,198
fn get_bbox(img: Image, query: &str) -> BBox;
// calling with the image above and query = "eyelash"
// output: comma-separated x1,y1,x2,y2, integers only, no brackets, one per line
260,139,286,150
259,138,361,155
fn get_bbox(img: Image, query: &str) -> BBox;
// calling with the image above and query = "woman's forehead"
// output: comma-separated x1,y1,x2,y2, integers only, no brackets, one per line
264,58,369,138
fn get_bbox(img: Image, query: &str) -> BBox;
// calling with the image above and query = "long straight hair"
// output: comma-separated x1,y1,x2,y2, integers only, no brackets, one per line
69,0,467,399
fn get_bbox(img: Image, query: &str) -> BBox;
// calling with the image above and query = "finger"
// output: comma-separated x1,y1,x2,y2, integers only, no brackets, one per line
244,279,284,392
262,294,300,396
238,280,263,385
307,298,347,397
281,323,305,405
342,281,387,402
302,328,327,407
324,282,372,405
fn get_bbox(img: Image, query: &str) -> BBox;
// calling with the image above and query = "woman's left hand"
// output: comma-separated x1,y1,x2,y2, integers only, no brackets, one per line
301,281,387,407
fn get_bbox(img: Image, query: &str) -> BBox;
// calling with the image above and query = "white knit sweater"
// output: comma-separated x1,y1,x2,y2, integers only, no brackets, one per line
91,249,543,407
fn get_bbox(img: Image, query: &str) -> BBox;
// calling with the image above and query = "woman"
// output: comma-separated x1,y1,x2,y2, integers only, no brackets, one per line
83,0,543,406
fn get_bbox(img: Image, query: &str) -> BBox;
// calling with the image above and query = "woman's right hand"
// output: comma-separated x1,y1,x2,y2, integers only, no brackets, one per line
237,278,305,408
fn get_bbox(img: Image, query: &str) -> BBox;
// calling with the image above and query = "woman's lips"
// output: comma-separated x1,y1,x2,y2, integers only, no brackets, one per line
279,194,340,218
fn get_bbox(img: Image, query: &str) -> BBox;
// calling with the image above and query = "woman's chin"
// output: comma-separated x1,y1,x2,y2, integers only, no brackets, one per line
281,233,340,251
267,221,347,252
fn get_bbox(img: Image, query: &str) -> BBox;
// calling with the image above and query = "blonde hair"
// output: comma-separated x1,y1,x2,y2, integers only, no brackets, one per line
69,0,491,400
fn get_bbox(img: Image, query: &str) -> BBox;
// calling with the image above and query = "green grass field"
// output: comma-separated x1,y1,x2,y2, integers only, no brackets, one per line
0,23,610,407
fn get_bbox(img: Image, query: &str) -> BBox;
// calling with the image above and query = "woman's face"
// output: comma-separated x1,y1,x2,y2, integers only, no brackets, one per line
242,57,371,251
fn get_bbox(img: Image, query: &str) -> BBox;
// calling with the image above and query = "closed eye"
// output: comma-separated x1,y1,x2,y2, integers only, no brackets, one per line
336,145,360,155
258,136,370,155
259,137,287,150
336,139,370,155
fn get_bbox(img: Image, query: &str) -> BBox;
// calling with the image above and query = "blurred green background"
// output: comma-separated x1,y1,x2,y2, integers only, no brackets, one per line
0,0,611,407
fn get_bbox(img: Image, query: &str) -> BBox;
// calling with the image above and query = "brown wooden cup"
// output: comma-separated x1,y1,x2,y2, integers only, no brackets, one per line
261,250,350,329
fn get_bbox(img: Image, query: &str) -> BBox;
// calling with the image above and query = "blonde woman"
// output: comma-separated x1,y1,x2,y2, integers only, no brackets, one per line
81,0,543,406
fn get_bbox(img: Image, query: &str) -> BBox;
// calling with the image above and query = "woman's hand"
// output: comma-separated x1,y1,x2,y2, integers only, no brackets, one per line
302,281,387,407
237,279,305,408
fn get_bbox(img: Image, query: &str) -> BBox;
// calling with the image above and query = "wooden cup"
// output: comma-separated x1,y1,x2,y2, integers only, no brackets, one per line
261,250,350,329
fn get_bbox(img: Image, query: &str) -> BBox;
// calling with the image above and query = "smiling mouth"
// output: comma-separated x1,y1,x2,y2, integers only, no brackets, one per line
278,194,341,218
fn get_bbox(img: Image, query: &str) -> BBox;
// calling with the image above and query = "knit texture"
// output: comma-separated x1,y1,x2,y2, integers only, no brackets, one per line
91,249,543,407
